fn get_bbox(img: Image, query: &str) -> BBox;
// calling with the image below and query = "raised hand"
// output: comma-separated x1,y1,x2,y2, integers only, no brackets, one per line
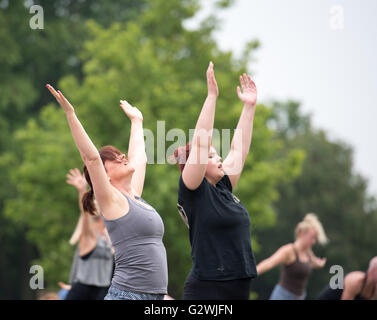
316,257,327,268
46,84,74,114
66,168,87,192
207,61,219,98
237,73,257,107
120,100,143,122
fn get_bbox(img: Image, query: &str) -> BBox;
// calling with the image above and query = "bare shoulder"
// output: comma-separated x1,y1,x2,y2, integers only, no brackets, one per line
278,243,296,264
99,185,130,220
343,271,366,297
345,271,365,288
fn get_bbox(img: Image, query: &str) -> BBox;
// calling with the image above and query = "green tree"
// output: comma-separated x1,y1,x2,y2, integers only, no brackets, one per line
252,100,377,299
5,1,304,298
0,0,149,298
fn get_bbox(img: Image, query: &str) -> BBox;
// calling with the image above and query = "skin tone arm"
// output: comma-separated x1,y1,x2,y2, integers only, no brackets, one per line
341,272,365,300
256,245,292,275
182,61,219,190
222,73,257,189
46,84,128,220
307,248,327,269
66,168,97,256
120,100,147,197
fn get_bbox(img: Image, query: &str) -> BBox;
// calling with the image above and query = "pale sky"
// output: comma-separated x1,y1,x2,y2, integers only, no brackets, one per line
186,0,377,197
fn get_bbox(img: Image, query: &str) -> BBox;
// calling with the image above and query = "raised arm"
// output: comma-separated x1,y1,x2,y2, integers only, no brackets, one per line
46,84,118,214
222,73,257,189
341,272,365,300
120,100,147,197
256,245,291,275
182,61,218,190
66,168,97,256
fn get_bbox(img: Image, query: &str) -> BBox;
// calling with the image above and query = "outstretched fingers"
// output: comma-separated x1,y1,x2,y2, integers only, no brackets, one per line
239,75,246,90
46,84,60,100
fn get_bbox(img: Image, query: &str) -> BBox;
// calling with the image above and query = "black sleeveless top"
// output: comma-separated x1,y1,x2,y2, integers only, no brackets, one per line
317,272,369,300
177,174,258,281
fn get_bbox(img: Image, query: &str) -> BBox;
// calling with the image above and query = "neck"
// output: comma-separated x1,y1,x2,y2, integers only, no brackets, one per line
111,178,133,197
205,175,220,187
294,239,307,252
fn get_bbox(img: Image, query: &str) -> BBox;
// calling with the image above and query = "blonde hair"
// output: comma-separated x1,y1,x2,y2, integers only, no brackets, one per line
69,200,100,245
295,213,328,245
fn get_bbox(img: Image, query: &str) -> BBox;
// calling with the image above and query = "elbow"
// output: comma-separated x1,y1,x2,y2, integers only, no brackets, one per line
83,154,102,165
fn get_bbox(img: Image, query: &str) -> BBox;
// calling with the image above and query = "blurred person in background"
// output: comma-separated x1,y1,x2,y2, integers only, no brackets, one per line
64,168,114,300
256,213,328,300
317,256,377,300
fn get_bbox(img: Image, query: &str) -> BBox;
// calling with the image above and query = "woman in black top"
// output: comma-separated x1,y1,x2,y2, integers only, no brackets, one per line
174,62,258,300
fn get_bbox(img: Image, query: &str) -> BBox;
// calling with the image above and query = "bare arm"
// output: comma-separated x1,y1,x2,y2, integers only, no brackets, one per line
341,272,364,300
46,85,125,218
182,62,218,190
308,249,327,269
120,101,147,197
66,168,96,256
223,74,257,188
256,245,292,275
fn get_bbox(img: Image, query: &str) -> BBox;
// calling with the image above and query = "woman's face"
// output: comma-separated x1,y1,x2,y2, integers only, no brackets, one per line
299,228,318,249
104,153,135,183
205,146,224,182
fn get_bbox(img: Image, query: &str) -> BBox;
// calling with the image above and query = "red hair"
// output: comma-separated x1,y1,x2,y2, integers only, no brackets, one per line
173,142,191,172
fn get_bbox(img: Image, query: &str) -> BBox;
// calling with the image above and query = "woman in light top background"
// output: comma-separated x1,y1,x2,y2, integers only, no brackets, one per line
64,168,114,300
256,213,328,300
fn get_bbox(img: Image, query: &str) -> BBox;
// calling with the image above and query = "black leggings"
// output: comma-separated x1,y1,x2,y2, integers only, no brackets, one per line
65,282,109,300
182,271,252,300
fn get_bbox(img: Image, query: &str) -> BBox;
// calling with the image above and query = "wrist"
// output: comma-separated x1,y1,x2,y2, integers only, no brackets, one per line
130,118,143,124
207,94,218,100
244,102,256,109
65,109,76,118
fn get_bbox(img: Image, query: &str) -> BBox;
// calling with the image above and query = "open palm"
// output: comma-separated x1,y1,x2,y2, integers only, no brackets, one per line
237,73,257,106
46,84,74,113
120,100,143,121
66,168,87,191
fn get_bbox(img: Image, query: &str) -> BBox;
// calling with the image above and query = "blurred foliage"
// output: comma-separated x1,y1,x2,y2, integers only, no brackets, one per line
252,100,377,299
2,0,303,298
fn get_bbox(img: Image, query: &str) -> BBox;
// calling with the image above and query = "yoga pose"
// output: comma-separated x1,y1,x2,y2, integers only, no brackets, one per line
65,168,113,300
317,256,377,300
257,213,328,300
175,62,258,300
46,85,168,300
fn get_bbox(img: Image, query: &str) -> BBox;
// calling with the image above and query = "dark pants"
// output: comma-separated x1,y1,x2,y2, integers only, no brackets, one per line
182,271,252,300
65,282,109,300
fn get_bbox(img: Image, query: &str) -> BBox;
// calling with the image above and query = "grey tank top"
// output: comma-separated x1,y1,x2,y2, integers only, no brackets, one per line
69,234,113,287
102,194,168,294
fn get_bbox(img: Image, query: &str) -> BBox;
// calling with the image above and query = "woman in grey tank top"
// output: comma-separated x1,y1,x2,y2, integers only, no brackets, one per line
46,85,168,300
65,168,114,300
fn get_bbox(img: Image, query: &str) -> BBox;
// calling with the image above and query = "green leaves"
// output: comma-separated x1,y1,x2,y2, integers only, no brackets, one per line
2,0,303,297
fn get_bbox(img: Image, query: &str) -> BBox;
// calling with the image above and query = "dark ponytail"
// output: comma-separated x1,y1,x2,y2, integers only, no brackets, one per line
82,165,97,216
81,145,124,215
